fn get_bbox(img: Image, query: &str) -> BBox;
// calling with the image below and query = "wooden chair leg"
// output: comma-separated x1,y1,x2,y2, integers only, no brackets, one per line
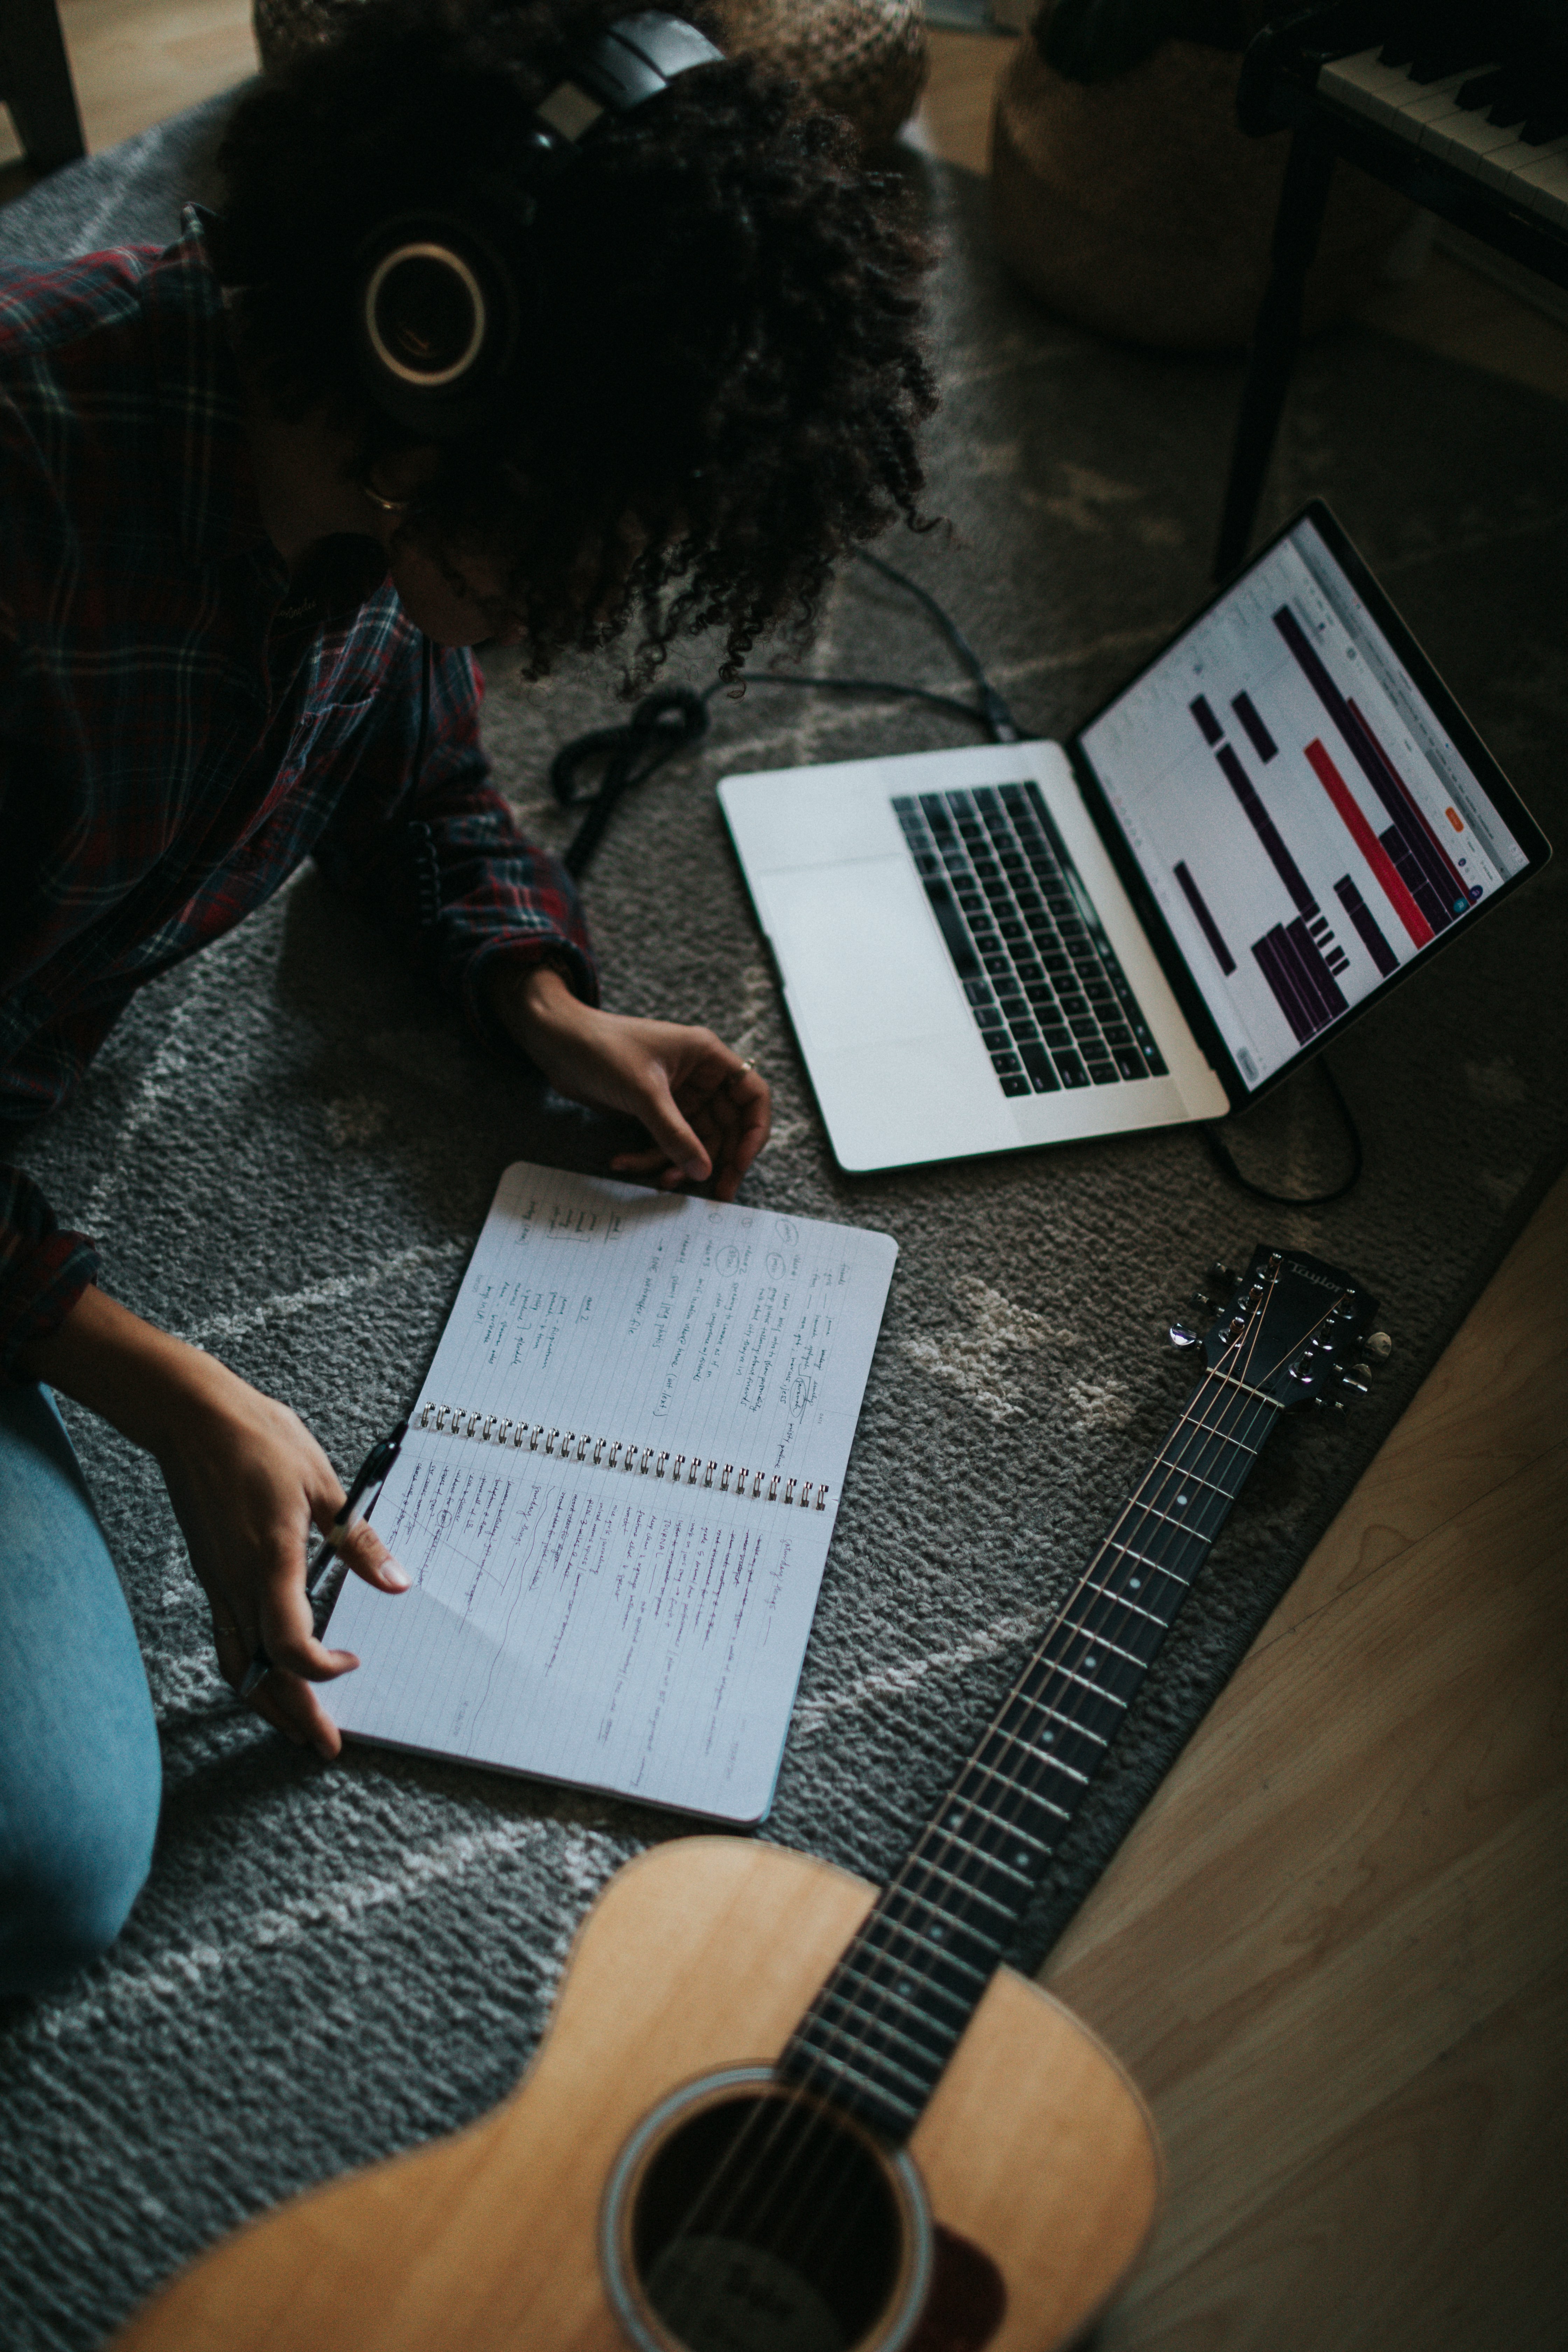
0,0,86,174
1213,127,1335,582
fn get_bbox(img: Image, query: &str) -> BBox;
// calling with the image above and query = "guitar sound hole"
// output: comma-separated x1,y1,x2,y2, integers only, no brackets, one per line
628,2089,910,2352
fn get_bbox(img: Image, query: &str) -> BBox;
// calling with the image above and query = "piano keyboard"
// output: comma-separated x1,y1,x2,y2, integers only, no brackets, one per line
1319,44,1568,227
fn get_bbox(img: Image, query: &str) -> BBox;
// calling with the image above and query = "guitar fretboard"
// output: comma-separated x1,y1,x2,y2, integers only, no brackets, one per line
779,1365,1282,2139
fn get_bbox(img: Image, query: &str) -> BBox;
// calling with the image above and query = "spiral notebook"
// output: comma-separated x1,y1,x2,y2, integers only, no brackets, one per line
325,1163,897,1823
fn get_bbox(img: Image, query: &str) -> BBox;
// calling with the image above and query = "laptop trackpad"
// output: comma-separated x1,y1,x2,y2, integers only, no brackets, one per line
757,858,961,1050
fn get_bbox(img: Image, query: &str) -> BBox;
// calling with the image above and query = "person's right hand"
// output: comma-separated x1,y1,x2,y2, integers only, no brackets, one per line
154,1364,408,1757
19,1286,408,1758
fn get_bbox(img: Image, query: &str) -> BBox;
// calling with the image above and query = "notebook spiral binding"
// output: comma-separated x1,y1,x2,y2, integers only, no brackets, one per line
415,1401,830,1510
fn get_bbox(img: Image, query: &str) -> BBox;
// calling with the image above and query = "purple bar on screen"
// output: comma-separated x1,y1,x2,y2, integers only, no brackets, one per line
1216,744,1317,919
1232,690,1278,762
1283,917,1348,1026
1190,694,1223,746
1253,928,1315,1043
1333,873,1399,978
1378,825,1448,936
1174,860,1236,975
1252,919,1348,1044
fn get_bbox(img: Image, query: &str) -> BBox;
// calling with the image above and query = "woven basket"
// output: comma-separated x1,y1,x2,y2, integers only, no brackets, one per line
990,32,1412,352
712,0,925,146
252,0,926,147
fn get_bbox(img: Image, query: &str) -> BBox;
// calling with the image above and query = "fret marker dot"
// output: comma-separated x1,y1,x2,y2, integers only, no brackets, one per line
1129,1577,1141,1589
930,1924,944,1940
1085,1655,1098,1669
1177,1492,1189,1505
898,1979,915,1997
1041,1730,1054,1743
1014,1852,1029,1870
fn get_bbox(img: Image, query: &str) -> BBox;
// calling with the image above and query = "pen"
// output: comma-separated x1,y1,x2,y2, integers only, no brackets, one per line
237,1419,408,1700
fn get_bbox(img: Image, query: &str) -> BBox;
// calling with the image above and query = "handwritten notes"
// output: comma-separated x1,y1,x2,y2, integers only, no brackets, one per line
327,1166,896,1821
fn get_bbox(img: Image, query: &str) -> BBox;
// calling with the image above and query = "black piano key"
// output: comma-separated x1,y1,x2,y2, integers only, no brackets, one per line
1458,65,1505,112
1406,36,1497,84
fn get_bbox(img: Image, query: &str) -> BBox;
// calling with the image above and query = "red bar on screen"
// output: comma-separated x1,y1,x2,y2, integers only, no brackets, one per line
1303,738,1433,947
1346,696,1471,909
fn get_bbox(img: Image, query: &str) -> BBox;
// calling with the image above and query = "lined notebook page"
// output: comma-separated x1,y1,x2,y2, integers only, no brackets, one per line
327,1165,896,1821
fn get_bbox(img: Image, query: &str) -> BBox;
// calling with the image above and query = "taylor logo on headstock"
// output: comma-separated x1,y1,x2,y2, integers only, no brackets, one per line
1181,1245,1385,1413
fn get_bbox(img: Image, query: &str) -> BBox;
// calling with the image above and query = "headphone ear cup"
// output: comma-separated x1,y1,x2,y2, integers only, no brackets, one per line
353,214,521,440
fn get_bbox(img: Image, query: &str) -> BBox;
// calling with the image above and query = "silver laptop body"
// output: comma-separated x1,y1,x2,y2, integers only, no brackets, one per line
719,506,1546,1176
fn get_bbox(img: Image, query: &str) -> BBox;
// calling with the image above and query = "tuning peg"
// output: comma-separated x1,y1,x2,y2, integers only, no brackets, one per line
1208,1261,1238,1294
1350,1360,1373,1385
1190,1288,1213,1310
1168,1321,1201,1350
1365,1331,1392,1360
1340,1368,1370,1395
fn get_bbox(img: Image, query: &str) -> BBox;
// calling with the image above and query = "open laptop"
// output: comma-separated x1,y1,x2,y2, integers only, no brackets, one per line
719,502,1550,1175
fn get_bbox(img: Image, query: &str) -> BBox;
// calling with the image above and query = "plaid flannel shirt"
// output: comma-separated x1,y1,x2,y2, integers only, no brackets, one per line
0,210,596,1373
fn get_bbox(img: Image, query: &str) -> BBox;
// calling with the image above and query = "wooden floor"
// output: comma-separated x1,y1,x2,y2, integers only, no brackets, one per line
7,11,1568,2349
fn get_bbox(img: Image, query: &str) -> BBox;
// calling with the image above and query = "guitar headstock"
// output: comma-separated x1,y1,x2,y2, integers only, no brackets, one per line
1171,1247,1386,1412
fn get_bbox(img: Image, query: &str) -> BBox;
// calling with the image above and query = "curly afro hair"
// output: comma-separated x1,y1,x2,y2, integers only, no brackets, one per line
208,0,937,676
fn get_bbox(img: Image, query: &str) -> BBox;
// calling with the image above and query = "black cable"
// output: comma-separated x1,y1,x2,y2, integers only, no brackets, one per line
852,546,1023,742
548,551,1022,878
553,684,712,878
1201,1059,1363,1206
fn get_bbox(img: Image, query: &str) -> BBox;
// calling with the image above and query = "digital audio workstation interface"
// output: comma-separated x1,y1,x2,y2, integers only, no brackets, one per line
1079,516,1531,1090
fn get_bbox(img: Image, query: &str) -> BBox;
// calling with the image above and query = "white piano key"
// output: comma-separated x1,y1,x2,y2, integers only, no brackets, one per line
1398,71,1478,128
1508,138,1568,194
1420,100,1522,169
1318,48,1414,130
1524,149,1568,228
1472,132,1551,195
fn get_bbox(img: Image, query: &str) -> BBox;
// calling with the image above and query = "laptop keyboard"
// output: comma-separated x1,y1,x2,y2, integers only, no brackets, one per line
893,783,1168,1099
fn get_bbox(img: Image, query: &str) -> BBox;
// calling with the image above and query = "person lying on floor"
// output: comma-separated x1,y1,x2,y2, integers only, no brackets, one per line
0,0,935,1994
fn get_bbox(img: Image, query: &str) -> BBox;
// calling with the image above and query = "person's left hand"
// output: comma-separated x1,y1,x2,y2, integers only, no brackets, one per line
489,962,771,1203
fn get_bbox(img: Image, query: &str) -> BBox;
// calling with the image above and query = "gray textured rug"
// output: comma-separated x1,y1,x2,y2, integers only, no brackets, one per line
3,91,1567,2352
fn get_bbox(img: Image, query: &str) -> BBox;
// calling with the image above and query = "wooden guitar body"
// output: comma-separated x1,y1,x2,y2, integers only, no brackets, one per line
114,1837,1160,2352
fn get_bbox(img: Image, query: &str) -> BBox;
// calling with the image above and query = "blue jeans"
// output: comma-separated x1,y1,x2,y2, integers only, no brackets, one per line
0,1383,161,1997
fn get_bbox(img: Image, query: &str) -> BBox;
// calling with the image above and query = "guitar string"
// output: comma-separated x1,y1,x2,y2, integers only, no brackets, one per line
738,1270,1326,2276
670,1271,1297,2268
742,1274,1303,2274
666,1269,1353,2280
666,1264,1339,2273
714,1271,1359,2289
674,1357,1291,2283
770,1367,1299,2281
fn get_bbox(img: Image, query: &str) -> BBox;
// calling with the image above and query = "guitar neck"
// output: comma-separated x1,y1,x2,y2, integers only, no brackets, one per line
780,1363,1284,2141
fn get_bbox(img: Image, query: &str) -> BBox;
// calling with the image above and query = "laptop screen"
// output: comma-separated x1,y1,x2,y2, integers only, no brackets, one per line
1077,511,1534,1093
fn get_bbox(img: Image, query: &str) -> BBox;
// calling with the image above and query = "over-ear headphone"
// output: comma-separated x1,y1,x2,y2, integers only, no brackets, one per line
353,11,723,440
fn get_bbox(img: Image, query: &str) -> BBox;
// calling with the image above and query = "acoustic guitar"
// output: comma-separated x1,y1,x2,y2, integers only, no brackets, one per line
115,1245,1379,2352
